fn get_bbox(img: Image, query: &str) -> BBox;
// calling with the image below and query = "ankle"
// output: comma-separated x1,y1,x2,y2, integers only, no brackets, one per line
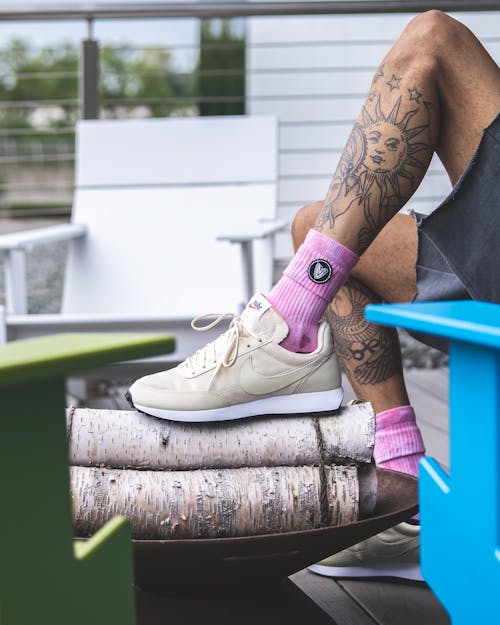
277,321,319,352
268,230,358,353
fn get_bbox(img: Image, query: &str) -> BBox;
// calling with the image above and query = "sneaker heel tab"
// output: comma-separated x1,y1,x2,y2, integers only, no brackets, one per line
318,320,334,349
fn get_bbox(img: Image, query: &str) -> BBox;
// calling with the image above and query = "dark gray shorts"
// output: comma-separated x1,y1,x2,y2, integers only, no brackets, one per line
411,112,500,352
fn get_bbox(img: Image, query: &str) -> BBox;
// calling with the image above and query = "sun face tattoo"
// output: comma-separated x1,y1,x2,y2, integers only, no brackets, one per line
316,90,433,252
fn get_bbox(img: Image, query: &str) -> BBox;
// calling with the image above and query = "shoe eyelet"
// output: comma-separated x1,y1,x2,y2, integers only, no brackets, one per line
246,344,250,348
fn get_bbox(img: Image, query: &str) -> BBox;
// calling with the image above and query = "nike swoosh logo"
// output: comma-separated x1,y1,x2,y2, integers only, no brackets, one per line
239,356,322,396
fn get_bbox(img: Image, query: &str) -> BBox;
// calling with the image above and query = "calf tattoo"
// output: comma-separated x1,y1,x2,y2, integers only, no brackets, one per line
325,278,401,386
316,72,433,253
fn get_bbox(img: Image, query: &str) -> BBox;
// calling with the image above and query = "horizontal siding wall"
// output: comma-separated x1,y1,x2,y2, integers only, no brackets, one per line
247,11,500,258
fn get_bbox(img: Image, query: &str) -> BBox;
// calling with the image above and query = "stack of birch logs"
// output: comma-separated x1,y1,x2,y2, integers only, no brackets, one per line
68,403,377,540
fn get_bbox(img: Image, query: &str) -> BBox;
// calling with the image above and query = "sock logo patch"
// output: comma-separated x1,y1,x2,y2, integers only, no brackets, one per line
308,259,333,284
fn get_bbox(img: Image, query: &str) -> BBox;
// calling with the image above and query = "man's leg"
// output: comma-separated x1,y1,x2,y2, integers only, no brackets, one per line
293,204,426,482
292,204,415,414
129,12,499,429
317,9,500,246
269,10,500,352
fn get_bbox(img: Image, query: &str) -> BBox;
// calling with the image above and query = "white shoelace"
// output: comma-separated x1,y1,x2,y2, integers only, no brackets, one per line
185,312,261,388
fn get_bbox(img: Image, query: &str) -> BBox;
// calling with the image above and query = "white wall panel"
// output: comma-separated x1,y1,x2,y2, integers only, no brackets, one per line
279,123,352,150
250,97,366,123
249,44,391,70
249,70,373,97
250,14,418,43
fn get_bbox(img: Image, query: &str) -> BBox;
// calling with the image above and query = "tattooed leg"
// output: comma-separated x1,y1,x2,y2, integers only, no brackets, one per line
270,11,499,353
326,277,426,486
325,279,409,414
315,9,500,255
315,52,436,253
292,204,417,410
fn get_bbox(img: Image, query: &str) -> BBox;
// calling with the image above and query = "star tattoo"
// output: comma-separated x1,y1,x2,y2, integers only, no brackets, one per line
386,74,401,91
408,86,422,102
374,66,385,82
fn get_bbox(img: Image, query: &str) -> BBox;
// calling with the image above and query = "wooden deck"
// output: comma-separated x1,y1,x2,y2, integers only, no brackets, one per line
133,366,451,625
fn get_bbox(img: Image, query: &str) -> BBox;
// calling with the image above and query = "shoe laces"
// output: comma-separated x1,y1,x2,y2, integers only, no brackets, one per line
184,312,261,388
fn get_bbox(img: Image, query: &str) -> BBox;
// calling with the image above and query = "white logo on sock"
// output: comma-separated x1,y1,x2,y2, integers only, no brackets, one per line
313,263,328,280
308,259,333,284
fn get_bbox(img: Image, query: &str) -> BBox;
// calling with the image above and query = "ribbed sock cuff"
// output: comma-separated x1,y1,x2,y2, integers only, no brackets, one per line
375,405,426,466
268,229,358,351
283,230,359,300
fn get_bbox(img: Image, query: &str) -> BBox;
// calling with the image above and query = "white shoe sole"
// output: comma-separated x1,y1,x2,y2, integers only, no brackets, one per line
308,562,423,582
133,386,343,423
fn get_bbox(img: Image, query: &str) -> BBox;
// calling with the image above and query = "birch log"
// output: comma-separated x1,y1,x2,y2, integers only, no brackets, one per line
68,402,375,470
71,464,363,539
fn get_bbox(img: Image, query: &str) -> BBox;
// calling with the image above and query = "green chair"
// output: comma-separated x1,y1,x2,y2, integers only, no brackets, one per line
0,332,174,625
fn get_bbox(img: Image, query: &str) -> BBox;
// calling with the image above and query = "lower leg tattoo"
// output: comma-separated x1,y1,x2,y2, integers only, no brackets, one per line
316,61,436,254
325,277,404,390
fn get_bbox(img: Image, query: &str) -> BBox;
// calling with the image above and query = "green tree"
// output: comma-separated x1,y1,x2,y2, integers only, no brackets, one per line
0,38,194,126
0,39,78,128
198,19,246,116
101,45,194,117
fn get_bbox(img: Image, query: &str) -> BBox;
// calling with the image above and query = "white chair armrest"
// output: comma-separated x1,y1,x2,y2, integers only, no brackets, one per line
0,223,87,315
0,223,87,251
217,219,288,306
216,219,288,243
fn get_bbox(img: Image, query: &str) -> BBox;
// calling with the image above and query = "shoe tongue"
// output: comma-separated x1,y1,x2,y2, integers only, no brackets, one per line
240,293,289,342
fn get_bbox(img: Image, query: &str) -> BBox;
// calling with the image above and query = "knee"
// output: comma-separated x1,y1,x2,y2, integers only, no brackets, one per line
291,201,323,251
392,10,465,64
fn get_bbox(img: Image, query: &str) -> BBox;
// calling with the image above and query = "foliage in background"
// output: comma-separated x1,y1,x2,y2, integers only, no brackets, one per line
0,38,198,166
0,24,246,211
199,19,245,116
0,24,246,128
0,39,79,130
100,45,195,117
0,38,195,125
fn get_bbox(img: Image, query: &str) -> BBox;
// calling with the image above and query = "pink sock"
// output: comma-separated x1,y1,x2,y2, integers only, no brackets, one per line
375,405,425,476
375,405,425,521
268,229,358,351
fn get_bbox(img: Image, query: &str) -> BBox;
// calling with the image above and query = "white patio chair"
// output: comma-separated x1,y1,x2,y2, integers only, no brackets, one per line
0,115,286,381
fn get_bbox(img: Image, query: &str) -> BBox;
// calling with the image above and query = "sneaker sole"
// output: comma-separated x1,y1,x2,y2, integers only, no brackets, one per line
128,386,343,423
308,562,423,582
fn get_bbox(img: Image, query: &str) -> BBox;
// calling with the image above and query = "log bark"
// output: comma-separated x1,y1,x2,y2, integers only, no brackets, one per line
71,464,366,539
68,403,375,470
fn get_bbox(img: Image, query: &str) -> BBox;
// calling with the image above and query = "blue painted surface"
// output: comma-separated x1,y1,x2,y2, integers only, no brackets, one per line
366,301,500,350
366,301,500,625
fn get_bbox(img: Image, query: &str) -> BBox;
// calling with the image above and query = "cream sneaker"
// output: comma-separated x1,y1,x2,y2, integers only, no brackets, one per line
127,293,343,422
308,522,422,581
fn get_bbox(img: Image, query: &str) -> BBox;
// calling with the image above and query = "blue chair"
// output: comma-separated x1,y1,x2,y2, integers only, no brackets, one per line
366,301,500,625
